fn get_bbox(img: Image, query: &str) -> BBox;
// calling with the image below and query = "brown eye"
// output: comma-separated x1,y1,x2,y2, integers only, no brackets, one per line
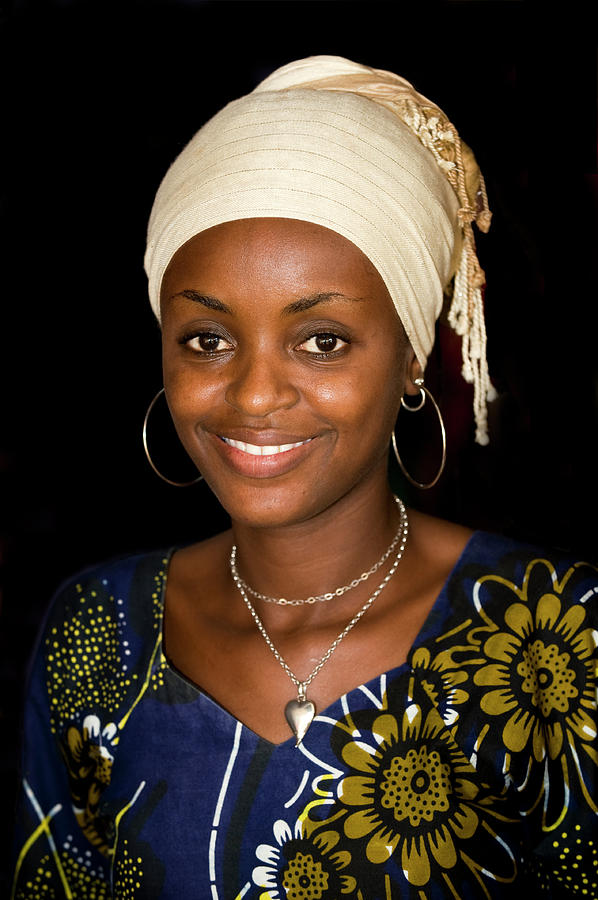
298,332,348,355
315,334,338,352
185,332,234,353
198,334,221,352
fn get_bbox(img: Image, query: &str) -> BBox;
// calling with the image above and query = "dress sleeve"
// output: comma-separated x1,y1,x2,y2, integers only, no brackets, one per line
11,580,114,899
525,564,598,896
470,549,598,897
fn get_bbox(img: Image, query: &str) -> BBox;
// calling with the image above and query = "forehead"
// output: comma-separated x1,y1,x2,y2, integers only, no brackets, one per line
160,218,393,308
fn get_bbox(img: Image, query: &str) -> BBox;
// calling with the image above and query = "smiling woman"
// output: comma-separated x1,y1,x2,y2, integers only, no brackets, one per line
12,56,598,900
159,218,410,527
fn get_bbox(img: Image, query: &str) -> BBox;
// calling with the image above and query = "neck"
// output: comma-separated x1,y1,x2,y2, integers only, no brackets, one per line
230,477,401,609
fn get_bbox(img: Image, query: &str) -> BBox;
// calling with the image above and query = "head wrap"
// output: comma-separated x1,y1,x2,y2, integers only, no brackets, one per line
145,56,494,443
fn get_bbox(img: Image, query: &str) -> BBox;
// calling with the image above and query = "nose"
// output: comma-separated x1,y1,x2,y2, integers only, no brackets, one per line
224,348,300,417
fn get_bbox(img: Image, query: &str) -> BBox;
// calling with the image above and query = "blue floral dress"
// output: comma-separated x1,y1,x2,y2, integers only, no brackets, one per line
12,533,598,899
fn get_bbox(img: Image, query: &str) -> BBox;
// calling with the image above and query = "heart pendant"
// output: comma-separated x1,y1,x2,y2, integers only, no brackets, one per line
285,697,316,747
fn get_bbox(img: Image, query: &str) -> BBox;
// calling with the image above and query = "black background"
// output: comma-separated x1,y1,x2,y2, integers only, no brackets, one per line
1,0,597,890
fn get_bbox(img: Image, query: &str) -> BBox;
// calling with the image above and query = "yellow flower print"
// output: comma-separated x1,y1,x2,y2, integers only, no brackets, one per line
334,684,517,890
378,744,452,827
60,714,117,855
472,558,598,825
517,639,577,717
253,818,356,898
411,645,472,728
282,852,328,898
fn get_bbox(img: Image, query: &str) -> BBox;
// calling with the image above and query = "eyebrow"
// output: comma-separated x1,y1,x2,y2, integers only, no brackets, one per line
170,288,363,315
170,290,233,313
282,291,364,315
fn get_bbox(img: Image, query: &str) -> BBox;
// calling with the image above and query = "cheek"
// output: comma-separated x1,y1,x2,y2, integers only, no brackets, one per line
161,359,222,443
310,364,402,439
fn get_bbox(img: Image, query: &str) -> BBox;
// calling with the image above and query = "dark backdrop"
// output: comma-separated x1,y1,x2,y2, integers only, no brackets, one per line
2,0,597,890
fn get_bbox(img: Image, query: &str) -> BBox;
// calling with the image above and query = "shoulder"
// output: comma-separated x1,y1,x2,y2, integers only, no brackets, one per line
39,548,173,687
32,548,174,739
40,547,174,661
409,518,598,653
455,529,597,584
447,530,598,630
408,509,597,588
45,547,173,629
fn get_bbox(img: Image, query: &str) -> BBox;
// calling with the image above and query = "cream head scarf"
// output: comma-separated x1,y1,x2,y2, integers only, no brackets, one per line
145,55,494,443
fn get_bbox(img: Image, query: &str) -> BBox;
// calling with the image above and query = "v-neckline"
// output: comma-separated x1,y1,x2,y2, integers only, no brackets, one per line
158,530,482,749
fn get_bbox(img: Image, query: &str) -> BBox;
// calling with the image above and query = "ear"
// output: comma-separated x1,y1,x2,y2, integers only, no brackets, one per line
403,350,424,397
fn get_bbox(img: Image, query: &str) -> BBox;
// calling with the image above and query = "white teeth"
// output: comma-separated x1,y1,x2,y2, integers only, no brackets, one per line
222,437,310,456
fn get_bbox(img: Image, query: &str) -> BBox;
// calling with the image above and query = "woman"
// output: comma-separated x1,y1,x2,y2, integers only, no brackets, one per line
13,56,598,899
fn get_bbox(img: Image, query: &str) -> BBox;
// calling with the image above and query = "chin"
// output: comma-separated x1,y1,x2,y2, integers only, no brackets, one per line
207,479,330,530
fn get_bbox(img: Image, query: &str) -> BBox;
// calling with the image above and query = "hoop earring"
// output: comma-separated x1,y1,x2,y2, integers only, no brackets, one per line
143,388,203,487
392,379,446,489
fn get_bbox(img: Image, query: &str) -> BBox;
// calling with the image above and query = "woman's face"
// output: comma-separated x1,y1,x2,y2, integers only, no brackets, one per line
160,218,415,528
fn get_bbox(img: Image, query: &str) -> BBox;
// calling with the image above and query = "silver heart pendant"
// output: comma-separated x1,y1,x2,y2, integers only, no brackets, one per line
285,697,316,747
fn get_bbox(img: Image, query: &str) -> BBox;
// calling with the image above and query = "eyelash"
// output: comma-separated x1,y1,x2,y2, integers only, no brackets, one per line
296,332,349,358
181,332,234,354
180,330,350,359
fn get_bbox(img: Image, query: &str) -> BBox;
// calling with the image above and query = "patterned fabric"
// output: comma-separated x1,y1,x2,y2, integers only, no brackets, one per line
12,533,598,898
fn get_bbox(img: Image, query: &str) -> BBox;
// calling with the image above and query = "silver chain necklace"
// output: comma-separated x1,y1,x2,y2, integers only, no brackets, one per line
230,496,404,606
229,499,408,746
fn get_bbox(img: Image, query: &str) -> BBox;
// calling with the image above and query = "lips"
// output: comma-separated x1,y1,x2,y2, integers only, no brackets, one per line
220,437,313,457
210,430,320,478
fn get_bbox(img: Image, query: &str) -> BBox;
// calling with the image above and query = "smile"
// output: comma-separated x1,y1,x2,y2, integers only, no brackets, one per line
220,437,313,456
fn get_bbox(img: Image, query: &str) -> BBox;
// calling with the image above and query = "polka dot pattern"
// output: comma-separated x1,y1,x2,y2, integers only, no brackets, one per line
45,584,138,735
151,567,166,632
14,841,109,900
550,827,598,894
113,840,144,899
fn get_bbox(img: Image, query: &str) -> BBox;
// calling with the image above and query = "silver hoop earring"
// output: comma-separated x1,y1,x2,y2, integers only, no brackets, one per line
143,388,203,487
392,379,446,489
